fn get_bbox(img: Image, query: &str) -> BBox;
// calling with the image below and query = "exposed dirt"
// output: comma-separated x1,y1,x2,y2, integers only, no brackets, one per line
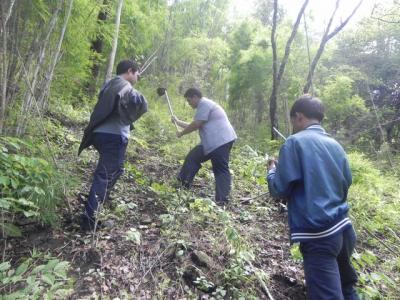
2,138,306,299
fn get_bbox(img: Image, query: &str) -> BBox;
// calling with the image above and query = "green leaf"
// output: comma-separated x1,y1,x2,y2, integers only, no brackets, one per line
54,261,70,279
20,186,33,194
16,198,38,208
15,259,31,276
0,261,11,272
0,198,11,209
26,275,35,286
44,259,59,271
10,178,18,189
125,228,141,245
1,223,22,237
41,273,55,286
34,186,46,195
32,264,45,274
23,210,40,217
0,176,10,186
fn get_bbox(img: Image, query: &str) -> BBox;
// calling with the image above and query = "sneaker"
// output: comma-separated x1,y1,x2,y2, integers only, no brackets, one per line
215,201,229,208
77,193,88,204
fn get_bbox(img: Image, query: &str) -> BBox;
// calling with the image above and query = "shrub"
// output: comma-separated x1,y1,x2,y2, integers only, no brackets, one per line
0,137,64,236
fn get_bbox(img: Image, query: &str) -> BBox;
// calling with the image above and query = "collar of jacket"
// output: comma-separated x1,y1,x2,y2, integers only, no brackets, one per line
305,124,331,136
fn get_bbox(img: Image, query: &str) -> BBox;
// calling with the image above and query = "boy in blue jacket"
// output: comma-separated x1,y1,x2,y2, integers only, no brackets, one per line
267,95,359,299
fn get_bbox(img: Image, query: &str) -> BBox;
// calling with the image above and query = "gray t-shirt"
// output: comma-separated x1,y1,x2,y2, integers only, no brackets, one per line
195,98,237,155
93,114,130,138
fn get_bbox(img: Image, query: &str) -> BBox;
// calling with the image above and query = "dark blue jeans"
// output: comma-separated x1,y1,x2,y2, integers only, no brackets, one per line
84,133,128,220
178,142,233,203
300,227,359,300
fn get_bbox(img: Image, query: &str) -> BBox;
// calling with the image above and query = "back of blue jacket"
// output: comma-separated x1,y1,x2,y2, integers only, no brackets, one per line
267,125,352,243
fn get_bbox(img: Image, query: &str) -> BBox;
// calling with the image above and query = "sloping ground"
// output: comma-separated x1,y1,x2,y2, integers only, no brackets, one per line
4,134,306,299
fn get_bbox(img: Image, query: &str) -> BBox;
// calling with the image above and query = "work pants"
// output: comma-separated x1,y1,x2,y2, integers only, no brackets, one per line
178,141,233,203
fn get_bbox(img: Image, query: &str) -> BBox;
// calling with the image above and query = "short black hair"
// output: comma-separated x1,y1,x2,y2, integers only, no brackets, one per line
184,88,202,99
290,95,325,122
116,60,139,75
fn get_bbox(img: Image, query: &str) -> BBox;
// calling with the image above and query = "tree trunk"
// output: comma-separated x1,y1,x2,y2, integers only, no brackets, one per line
37,0,74,110
87,0,109,97
105,0,124,82
268,0,309,139
256,92,265,124
0,0,16,133
0,22,7,134
303,0,363,93
16,1,63,136
283,94,290,136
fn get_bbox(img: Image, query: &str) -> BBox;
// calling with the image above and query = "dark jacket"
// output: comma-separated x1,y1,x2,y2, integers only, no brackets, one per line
267,125,352,243
78,77,148,155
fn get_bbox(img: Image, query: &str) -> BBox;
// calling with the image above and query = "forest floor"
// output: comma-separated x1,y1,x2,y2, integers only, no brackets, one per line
4,122,307,299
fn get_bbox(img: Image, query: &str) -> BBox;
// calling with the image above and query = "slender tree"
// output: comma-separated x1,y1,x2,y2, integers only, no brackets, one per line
37,0,74,110
16,1,63,135
0,0,17,133
303,0,363,94
87,0,109,97
105,0,124,82
268,0,309,139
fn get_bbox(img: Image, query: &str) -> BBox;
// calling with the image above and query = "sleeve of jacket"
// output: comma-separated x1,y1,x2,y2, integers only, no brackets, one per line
118,88,148,125
267,138,303,198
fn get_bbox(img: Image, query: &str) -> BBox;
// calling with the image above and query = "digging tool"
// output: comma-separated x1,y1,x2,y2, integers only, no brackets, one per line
139,55,157,76
273,126,287,141
157,87,179,130
138,47,160,76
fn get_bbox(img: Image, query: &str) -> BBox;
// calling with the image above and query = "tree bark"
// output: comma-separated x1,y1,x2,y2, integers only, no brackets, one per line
105,0,124,82
256,92,265,124
303,0,363,93
0,0,16,133
269,0,278,139
37,0,74,111
87,0,109,97
268,0,309,139
16,1,63,136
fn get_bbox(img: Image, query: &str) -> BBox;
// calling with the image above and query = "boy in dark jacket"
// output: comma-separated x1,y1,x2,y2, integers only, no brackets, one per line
267,95,359,299
78,60,147,231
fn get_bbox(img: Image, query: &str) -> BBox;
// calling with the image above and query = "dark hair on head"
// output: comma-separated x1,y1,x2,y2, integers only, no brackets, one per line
116,60,139,75
290,94,325,122
184,88,202,99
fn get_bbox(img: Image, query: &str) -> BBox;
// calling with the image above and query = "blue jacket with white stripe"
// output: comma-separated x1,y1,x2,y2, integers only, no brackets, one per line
267,125,352,243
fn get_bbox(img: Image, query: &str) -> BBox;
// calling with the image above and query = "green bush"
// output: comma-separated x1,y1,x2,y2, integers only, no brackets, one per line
0,251,73,299
348,152,400,298
348,152,400,233
0,137,64,236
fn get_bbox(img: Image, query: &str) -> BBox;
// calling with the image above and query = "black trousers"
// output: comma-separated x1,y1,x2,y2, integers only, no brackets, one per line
178,141,233,203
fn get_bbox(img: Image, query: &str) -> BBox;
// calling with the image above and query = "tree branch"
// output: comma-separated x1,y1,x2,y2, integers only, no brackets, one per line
326,0,363,41
303,0,363,93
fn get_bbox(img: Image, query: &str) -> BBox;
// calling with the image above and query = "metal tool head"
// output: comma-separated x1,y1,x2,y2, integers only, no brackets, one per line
156,87,167,96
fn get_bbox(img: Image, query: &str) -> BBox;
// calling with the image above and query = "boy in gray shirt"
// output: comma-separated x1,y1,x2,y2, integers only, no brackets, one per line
172,88,237,205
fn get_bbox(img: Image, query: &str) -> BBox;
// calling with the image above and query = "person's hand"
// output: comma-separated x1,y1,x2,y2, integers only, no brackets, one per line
171,115,179,124
267,158,278,171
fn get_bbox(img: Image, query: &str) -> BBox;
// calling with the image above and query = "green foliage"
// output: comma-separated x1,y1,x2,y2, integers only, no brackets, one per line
348,152,400,298
125,162,149,186
230,145,269,193
348,152,400,233
352,250,399,299
0,252,73,299
290,243,302,263
0,137,64,228
321,75,367,132
125,227,141,245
